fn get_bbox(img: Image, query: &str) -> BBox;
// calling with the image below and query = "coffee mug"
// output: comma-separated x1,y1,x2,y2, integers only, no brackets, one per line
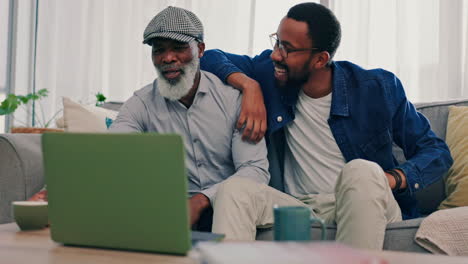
273,206,327,241
12,201,48,231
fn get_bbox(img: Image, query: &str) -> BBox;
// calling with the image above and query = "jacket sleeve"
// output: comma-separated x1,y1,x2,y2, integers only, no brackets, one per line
200,49,272,82
388,74,453,197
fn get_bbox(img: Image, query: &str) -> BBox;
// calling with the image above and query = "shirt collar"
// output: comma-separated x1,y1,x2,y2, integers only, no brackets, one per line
196,71,209,95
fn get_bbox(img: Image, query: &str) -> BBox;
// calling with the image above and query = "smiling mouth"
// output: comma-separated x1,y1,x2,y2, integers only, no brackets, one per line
274,66,287,74
274,65,288,82
162,69,182,79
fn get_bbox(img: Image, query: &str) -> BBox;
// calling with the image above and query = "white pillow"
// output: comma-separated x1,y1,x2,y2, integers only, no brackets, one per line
62,97,118,132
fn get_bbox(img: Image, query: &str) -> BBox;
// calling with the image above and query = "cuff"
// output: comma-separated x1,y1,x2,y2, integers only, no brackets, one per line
396,161,422,196
200,184,219,205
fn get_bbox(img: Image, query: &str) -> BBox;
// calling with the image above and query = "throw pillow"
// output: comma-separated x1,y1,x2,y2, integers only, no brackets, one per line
438,106,468,209
62,97,118,133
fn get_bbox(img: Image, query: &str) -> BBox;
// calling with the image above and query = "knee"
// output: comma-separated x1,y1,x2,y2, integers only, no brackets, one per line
214,177,261,208
220,177,257,191
217,177,259,199
342,159,382,176
337,159,386,189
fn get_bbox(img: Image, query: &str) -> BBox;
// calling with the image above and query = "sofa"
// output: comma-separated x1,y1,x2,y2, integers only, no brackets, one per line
1,99,467,252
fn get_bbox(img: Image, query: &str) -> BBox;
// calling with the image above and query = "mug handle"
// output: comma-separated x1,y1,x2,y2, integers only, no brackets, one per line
310,217,327,241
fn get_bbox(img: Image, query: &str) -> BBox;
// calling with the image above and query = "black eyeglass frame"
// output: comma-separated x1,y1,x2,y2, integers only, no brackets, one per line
269,33,320,58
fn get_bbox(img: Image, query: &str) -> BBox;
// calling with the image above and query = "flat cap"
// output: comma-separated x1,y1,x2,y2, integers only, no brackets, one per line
143,6,204,45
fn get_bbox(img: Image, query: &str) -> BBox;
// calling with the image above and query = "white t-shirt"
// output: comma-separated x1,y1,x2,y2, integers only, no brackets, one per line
284,90,346,197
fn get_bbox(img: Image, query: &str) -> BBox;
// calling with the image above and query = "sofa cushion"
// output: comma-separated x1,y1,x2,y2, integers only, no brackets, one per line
413,99,468,140
256,218,428,253
438,106,468,209
399,99,468,214
62,97,118,132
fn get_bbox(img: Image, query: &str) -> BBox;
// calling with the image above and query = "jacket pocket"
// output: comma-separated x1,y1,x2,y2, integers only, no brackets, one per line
360,129,393,156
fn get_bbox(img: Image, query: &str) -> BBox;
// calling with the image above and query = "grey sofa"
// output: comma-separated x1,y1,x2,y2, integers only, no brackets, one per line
1,99,467,252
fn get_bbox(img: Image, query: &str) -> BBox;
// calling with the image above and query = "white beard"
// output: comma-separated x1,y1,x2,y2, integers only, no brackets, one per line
156,44,200,100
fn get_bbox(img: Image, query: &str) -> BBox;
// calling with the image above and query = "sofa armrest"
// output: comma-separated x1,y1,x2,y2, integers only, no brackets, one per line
0,134,44,224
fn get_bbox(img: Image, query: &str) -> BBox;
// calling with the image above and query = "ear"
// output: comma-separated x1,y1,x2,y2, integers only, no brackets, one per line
197,42,206,58
314,51,331,69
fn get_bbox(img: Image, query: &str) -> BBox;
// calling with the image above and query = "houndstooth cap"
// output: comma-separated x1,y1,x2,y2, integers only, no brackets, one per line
143,6,204,45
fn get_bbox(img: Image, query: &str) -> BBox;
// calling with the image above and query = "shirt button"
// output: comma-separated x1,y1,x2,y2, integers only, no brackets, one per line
193,138,198,143
197,162,203,167
414,183,419,189
277,116,283,122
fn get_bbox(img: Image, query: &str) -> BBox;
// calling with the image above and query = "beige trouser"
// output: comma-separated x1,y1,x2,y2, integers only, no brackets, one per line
212,159,402,250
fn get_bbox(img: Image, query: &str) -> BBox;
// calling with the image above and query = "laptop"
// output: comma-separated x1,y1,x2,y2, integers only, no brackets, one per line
43,133,223,255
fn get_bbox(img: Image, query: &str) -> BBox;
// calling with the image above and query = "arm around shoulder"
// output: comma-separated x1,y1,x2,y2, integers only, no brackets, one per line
201,49,256,83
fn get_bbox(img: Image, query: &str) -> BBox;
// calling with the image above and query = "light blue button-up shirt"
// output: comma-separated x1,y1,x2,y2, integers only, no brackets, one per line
109,71,270,203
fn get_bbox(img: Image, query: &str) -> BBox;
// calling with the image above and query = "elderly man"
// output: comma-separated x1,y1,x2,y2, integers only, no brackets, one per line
109,6,269,230
200,2,452,248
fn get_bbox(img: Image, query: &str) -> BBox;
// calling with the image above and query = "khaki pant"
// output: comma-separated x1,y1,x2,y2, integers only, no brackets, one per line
212,159,402,250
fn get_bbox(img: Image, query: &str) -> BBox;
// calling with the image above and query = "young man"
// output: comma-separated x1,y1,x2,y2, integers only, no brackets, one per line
109,6,270,230
200,2,452,249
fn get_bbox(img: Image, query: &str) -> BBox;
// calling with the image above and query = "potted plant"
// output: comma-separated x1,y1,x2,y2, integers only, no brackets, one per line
95,92,107,106
0,88,63,133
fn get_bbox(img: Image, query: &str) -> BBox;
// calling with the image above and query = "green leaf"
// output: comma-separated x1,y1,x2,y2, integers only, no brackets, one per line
0,88,50,120
37,88,48,98
26,93,39,100
17,95,30,104
0,94,20,115
96,92,106,102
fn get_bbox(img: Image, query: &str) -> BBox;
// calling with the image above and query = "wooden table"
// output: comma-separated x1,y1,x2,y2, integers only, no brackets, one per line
1,223,467,264
0,223,195,264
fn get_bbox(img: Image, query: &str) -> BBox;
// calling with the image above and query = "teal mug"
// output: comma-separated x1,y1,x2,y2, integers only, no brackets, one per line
273,206,327,241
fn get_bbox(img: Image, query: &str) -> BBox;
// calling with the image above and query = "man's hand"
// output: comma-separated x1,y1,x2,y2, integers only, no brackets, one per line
189,193,210,226
385,169,407,190
28,189,48,202
227,73,267,143
238,82,267,142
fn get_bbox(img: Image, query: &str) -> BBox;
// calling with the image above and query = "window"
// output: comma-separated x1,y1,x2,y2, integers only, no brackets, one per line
251,0,317,55
0,0,11,132
6,0,466,126
332,0,468,102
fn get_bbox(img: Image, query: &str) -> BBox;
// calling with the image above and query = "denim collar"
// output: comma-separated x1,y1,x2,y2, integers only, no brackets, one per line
330,61,350,117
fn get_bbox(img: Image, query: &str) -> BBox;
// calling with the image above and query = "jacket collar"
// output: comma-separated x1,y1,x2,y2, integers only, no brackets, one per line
330,61,349,117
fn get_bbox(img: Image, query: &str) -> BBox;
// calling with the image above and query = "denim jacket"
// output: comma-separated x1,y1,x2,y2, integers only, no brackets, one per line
200,49,453,219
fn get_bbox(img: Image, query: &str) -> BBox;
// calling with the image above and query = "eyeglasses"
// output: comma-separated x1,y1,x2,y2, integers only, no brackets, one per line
269,33,319,58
